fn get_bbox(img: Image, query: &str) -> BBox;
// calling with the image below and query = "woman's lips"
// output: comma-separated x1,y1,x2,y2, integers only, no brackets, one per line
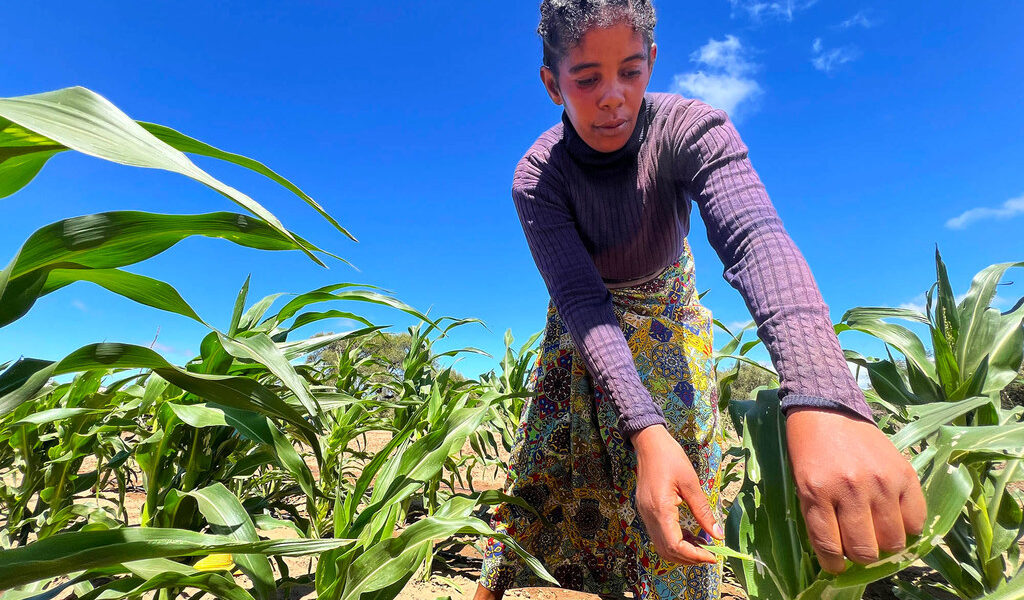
594,119,629,135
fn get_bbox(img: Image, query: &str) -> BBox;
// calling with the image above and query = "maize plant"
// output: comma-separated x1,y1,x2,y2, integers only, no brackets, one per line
839,249,1024,599
721,250,1024,600
0,85,554,599
712,318,779,493
477,328,543,471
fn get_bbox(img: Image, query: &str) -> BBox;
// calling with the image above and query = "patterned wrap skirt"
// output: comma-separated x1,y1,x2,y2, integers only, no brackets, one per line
478,239,726,600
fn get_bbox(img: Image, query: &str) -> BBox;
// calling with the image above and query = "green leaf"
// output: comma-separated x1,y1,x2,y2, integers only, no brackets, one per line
934,247,961,351
228,275,251,337
167,401,317,501
0,527,355,589
984,298,1024,396
270,284,437,333
973,568,1024,600
839,314,936,380
0,358,58,418
0,343,317,440
724,391,809,600
840,307,931,325
957,261,1024,376
216,331,322,424
188,483,275,600
0,148,63,199
341,516,556,600
991,485,1024,561
857,358,922,408
137,120,357,243
7,407,106,429
891,396,991,451
167,402,230,428
118,570,256,600
931,322,961,395
41,268,206,324
921,545,983,599
352,405,491,534
0,211,328,328
947,358,989,402
0,86,324,264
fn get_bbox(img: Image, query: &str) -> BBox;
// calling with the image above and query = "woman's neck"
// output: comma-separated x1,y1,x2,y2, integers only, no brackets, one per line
561,96,650,170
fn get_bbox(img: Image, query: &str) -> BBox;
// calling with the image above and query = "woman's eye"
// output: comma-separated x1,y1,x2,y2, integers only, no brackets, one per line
623,70,642,79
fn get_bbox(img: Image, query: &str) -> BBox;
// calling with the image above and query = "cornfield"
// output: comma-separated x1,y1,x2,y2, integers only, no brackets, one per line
1,86,1022,600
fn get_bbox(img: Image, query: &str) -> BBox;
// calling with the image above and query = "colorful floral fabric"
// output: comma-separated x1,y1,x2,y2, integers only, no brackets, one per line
479,240,726,600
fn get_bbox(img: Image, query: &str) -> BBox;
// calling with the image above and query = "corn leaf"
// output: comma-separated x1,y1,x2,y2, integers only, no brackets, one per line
0,527,354,590
341,516,556,600
0,86,323,265
0,211,328,328
188,483,275,600
891,396,992,451
957,261,1024,376
137,120,356,243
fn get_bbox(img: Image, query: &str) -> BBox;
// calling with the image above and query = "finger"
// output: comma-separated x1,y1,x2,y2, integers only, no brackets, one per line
899,473,927,537
663,519,717,565
671,536,718,565
870,495,907,555
649,506,716,565
802,501,846,574
675,469,723,542
836,498,879,565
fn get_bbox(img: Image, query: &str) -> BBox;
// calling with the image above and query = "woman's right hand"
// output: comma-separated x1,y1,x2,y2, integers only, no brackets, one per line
631,424,724,565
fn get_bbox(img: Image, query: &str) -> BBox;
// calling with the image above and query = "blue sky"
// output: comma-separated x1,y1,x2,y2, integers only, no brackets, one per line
2,1,1022,381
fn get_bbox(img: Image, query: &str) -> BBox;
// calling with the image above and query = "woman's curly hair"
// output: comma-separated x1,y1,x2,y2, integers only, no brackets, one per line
538,0,657,71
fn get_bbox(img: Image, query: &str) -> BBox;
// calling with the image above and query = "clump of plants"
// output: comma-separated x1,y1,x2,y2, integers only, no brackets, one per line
0,86,553,600
720,250,1024,600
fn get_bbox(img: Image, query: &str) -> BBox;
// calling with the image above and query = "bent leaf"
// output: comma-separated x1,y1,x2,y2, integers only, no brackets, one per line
0,86,324,264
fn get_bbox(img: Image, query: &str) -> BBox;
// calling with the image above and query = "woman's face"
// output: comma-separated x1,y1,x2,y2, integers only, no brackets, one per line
541,22,656,153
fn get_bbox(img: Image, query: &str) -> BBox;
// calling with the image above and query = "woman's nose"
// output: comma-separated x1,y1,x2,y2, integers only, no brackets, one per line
599,84,625,110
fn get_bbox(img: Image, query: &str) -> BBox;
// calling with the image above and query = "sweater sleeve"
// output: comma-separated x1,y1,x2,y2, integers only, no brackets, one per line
674,103,876,424
511,151,668,440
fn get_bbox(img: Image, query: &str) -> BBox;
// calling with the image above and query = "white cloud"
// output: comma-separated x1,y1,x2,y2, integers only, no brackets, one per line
849,363,872,389
946,194,1024,229
691,36,753,74
811,38,860,73
896,293,927,315
839,10,875,29
71,299,88,312
671,35,763,119
729,0,818,21
720,319,755,334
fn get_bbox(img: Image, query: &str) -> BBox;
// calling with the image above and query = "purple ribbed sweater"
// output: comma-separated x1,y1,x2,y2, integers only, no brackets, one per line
512,92,875,438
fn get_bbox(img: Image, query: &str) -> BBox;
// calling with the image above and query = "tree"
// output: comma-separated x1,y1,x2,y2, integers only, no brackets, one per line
305,330,468,389
727,362,778,401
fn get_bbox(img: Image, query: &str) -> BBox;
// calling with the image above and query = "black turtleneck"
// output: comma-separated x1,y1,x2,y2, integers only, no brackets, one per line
560,96,651,171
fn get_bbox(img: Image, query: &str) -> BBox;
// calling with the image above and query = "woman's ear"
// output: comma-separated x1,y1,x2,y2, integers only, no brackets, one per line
540,66,563,106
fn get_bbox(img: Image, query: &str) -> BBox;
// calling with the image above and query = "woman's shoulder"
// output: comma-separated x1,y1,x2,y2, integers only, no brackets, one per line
513,121,568,190
645,92,725,136
518,121,564,164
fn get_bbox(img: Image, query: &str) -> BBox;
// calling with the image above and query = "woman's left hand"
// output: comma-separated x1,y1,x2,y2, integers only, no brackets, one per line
784,406,927,574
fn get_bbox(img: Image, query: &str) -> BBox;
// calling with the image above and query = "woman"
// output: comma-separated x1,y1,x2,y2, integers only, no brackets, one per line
476,2,926,599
